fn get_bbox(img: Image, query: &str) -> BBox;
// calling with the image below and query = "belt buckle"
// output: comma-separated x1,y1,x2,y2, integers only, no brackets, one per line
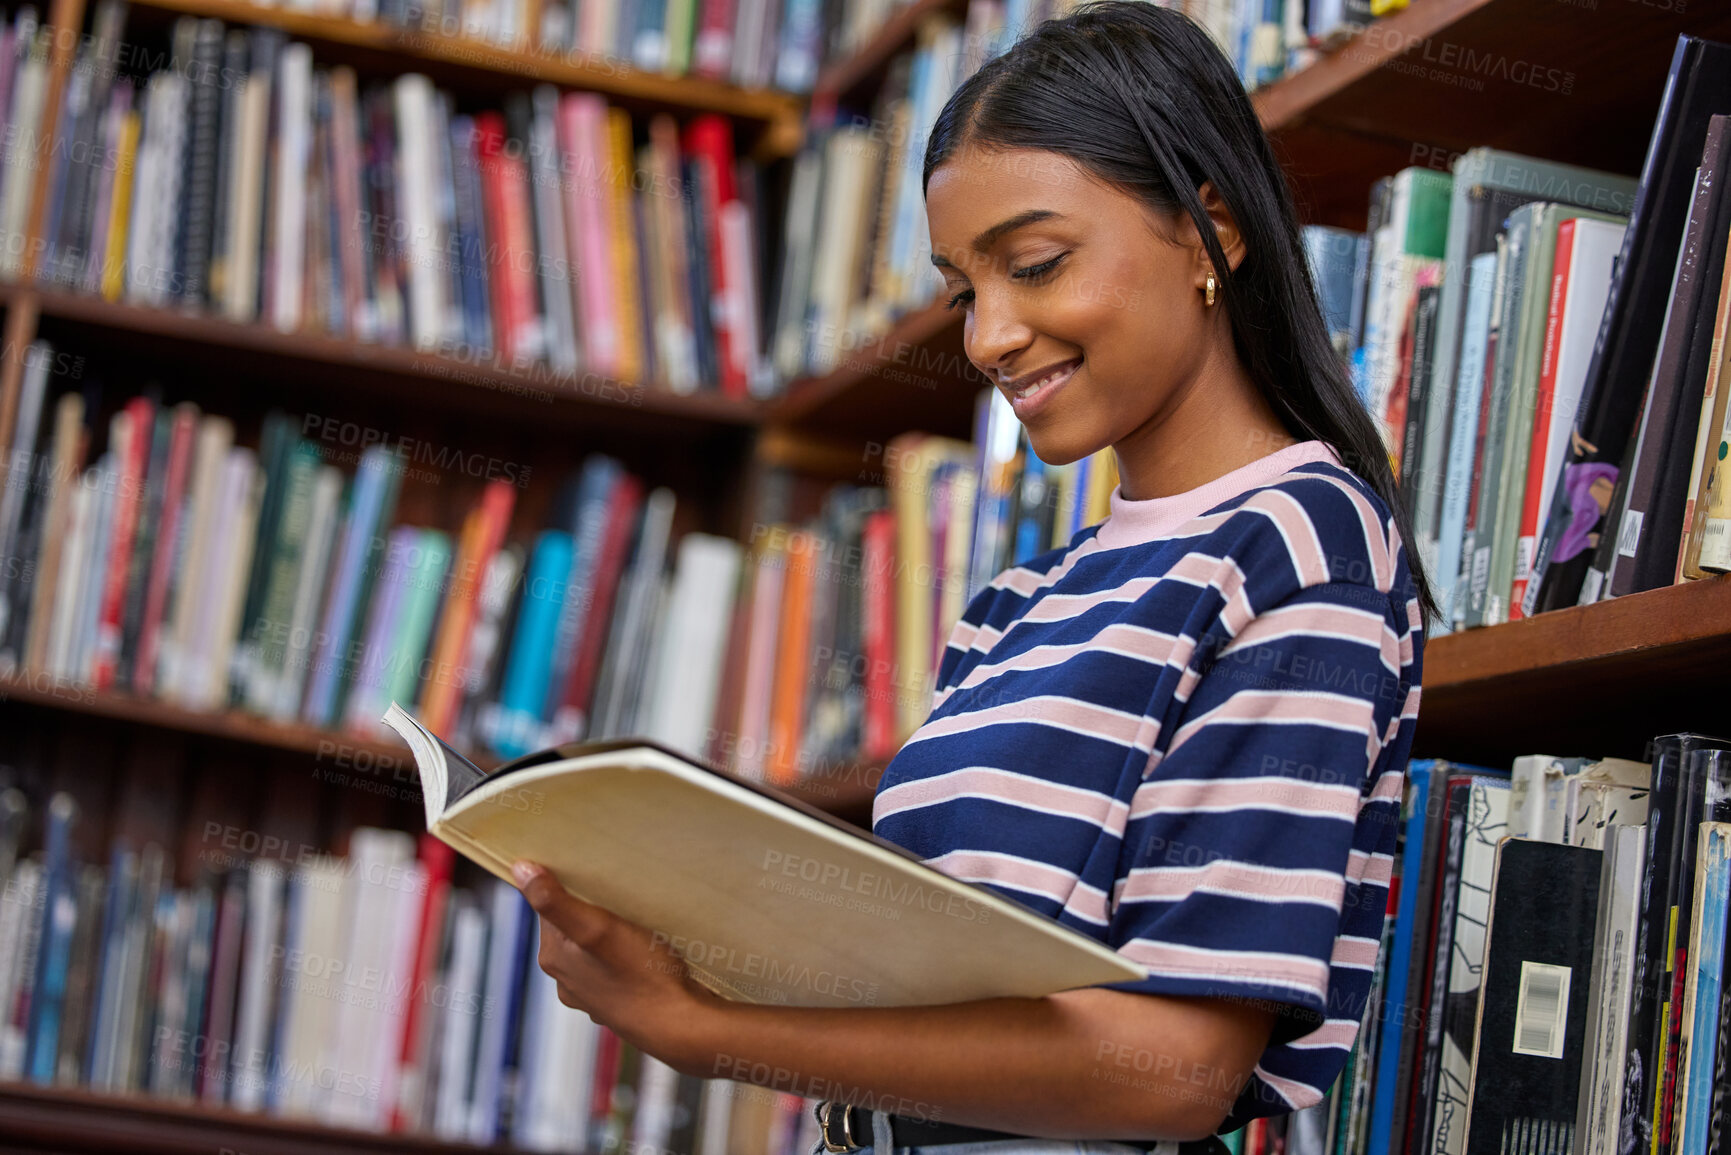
816,1100,868,1152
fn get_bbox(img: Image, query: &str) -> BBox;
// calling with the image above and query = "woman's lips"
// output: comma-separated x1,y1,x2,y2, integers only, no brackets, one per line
1007,358,1081,420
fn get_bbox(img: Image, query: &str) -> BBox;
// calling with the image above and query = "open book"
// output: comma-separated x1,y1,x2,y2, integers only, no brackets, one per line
380,703,1147,1008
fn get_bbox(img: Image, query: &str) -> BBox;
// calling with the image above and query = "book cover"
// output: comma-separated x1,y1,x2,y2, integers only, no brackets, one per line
1461,839,1604,1155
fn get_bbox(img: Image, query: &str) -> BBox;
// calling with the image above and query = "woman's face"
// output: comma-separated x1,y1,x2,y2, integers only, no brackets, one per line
925,144,1232,467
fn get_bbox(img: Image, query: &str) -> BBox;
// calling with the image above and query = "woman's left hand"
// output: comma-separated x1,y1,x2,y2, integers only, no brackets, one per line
510,860,724,1075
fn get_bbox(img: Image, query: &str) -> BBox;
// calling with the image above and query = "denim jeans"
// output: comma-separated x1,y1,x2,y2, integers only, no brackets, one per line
805,1107,1222,1155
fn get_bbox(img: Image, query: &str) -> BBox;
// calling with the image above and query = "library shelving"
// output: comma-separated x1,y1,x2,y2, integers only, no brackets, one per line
6,0,1731,1153
113,0,808,155
0,1079,564,1155
0,671,884,821
0,283,771,431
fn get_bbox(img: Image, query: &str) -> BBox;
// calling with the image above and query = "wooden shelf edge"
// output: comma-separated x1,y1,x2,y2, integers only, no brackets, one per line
0,672,419,765
764,299,962,428
1251,0,1497,132
0,1079,569,1155
0,283,769,428
1423,576,1731,692
121,0,805,135
814,0,1493,135
0,673,887,821
812,0,967,105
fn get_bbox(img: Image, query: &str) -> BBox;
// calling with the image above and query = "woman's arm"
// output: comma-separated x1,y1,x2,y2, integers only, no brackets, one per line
512,861,1277,1143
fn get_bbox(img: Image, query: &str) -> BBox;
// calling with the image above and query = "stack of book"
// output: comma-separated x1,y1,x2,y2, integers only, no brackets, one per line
1291,737,1731,1155
0,783,823,1154
34,2,779,399
1312,37,1731,633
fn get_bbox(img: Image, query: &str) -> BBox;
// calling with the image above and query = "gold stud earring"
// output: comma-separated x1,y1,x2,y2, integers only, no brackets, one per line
1204,274,1217,307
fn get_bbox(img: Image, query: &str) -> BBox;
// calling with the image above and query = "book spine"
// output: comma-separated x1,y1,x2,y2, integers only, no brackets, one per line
90,398,152,689
422,479,516,735
177,19,223,303
1512,220,1577,620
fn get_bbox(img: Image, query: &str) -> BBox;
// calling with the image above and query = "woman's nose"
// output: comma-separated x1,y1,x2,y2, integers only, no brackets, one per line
964,293,1034,381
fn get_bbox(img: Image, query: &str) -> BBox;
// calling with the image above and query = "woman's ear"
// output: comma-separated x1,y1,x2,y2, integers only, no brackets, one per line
1196,180,1247,278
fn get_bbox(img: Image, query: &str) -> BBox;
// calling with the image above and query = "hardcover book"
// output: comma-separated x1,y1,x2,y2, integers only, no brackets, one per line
1461,839,1604,1155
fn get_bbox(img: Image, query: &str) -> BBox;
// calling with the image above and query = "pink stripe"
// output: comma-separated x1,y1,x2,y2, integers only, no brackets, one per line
924,849,1078,905
1402,684,1422,719
1287,1018,1361,1049
947,620,980,651
1161,554,1258,636
1222,602,1386,657
1181,492,1330,588
1118,863,1345,908
1346,848,1394,888
969,622,1004,654
1254,1066,1322,1110
1170,690,1376,753
1386,621,1411,674
905,694,1161,752
1130,776,1361,820
1021,575,1160,623
1330,935,1382,969
995,533,1109,598
944,623,1189,700
1064,881,1110,926
1335,478,1395,592
874,766,1128,829
1368,766,1405,804
1256,489,1332,587
1118,939,1330,998
1000,567,1047,597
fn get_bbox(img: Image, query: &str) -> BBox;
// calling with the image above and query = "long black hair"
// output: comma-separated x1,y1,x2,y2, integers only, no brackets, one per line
922,0,1440,630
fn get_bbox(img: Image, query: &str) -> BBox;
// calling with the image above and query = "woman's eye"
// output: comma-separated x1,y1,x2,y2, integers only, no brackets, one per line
945,288,975,311
1012,253,1067,281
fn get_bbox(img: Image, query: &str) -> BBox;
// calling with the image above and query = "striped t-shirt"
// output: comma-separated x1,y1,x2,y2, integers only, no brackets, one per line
872,438,1424,1133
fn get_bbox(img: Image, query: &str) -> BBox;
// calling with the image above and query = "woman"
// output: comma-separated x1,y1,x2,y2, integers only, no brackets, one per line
510,3,1432,1151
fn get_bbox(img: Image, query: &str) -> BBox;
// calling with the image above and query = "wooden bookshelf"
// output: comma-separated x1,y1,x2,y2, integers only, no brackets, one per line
0,1079,567,1155
0,673,881,823
0,283,768,435
811,0,968,109
1413,576,1731,768
763,298,978,445
0,673,415,764
1254,0,1731,229
118,0,807,158
2,0,1726,1148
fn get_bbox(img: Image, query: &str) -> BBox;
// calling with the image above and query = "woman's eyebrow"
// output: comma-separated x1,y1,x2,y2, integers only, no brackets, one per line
931,209,1064,267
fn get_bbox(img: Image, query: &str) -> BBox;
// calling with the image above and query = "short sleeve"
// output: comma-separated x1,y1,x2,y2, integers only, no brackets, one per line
1103,579,1411,1121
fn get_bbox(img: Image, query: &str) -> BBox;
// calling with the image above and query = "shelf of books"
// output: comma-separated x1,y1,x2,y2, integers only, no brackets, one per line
0,285,772,429
5,0,1731,1153
109,0,810,150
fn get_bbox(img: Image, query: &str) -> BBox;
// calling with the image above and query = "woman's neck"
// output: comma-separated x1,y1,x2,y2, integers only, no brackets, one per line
1109,357,1294,502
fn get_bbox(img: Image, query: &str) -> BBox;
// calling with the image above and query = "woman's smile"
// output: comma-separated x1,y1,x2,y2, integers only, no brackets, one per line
1003,356,1083,419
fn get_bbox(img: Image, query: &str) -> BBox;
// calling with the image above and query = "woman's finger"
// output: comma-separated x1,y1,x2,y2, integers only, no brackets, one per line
512,860,611,949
